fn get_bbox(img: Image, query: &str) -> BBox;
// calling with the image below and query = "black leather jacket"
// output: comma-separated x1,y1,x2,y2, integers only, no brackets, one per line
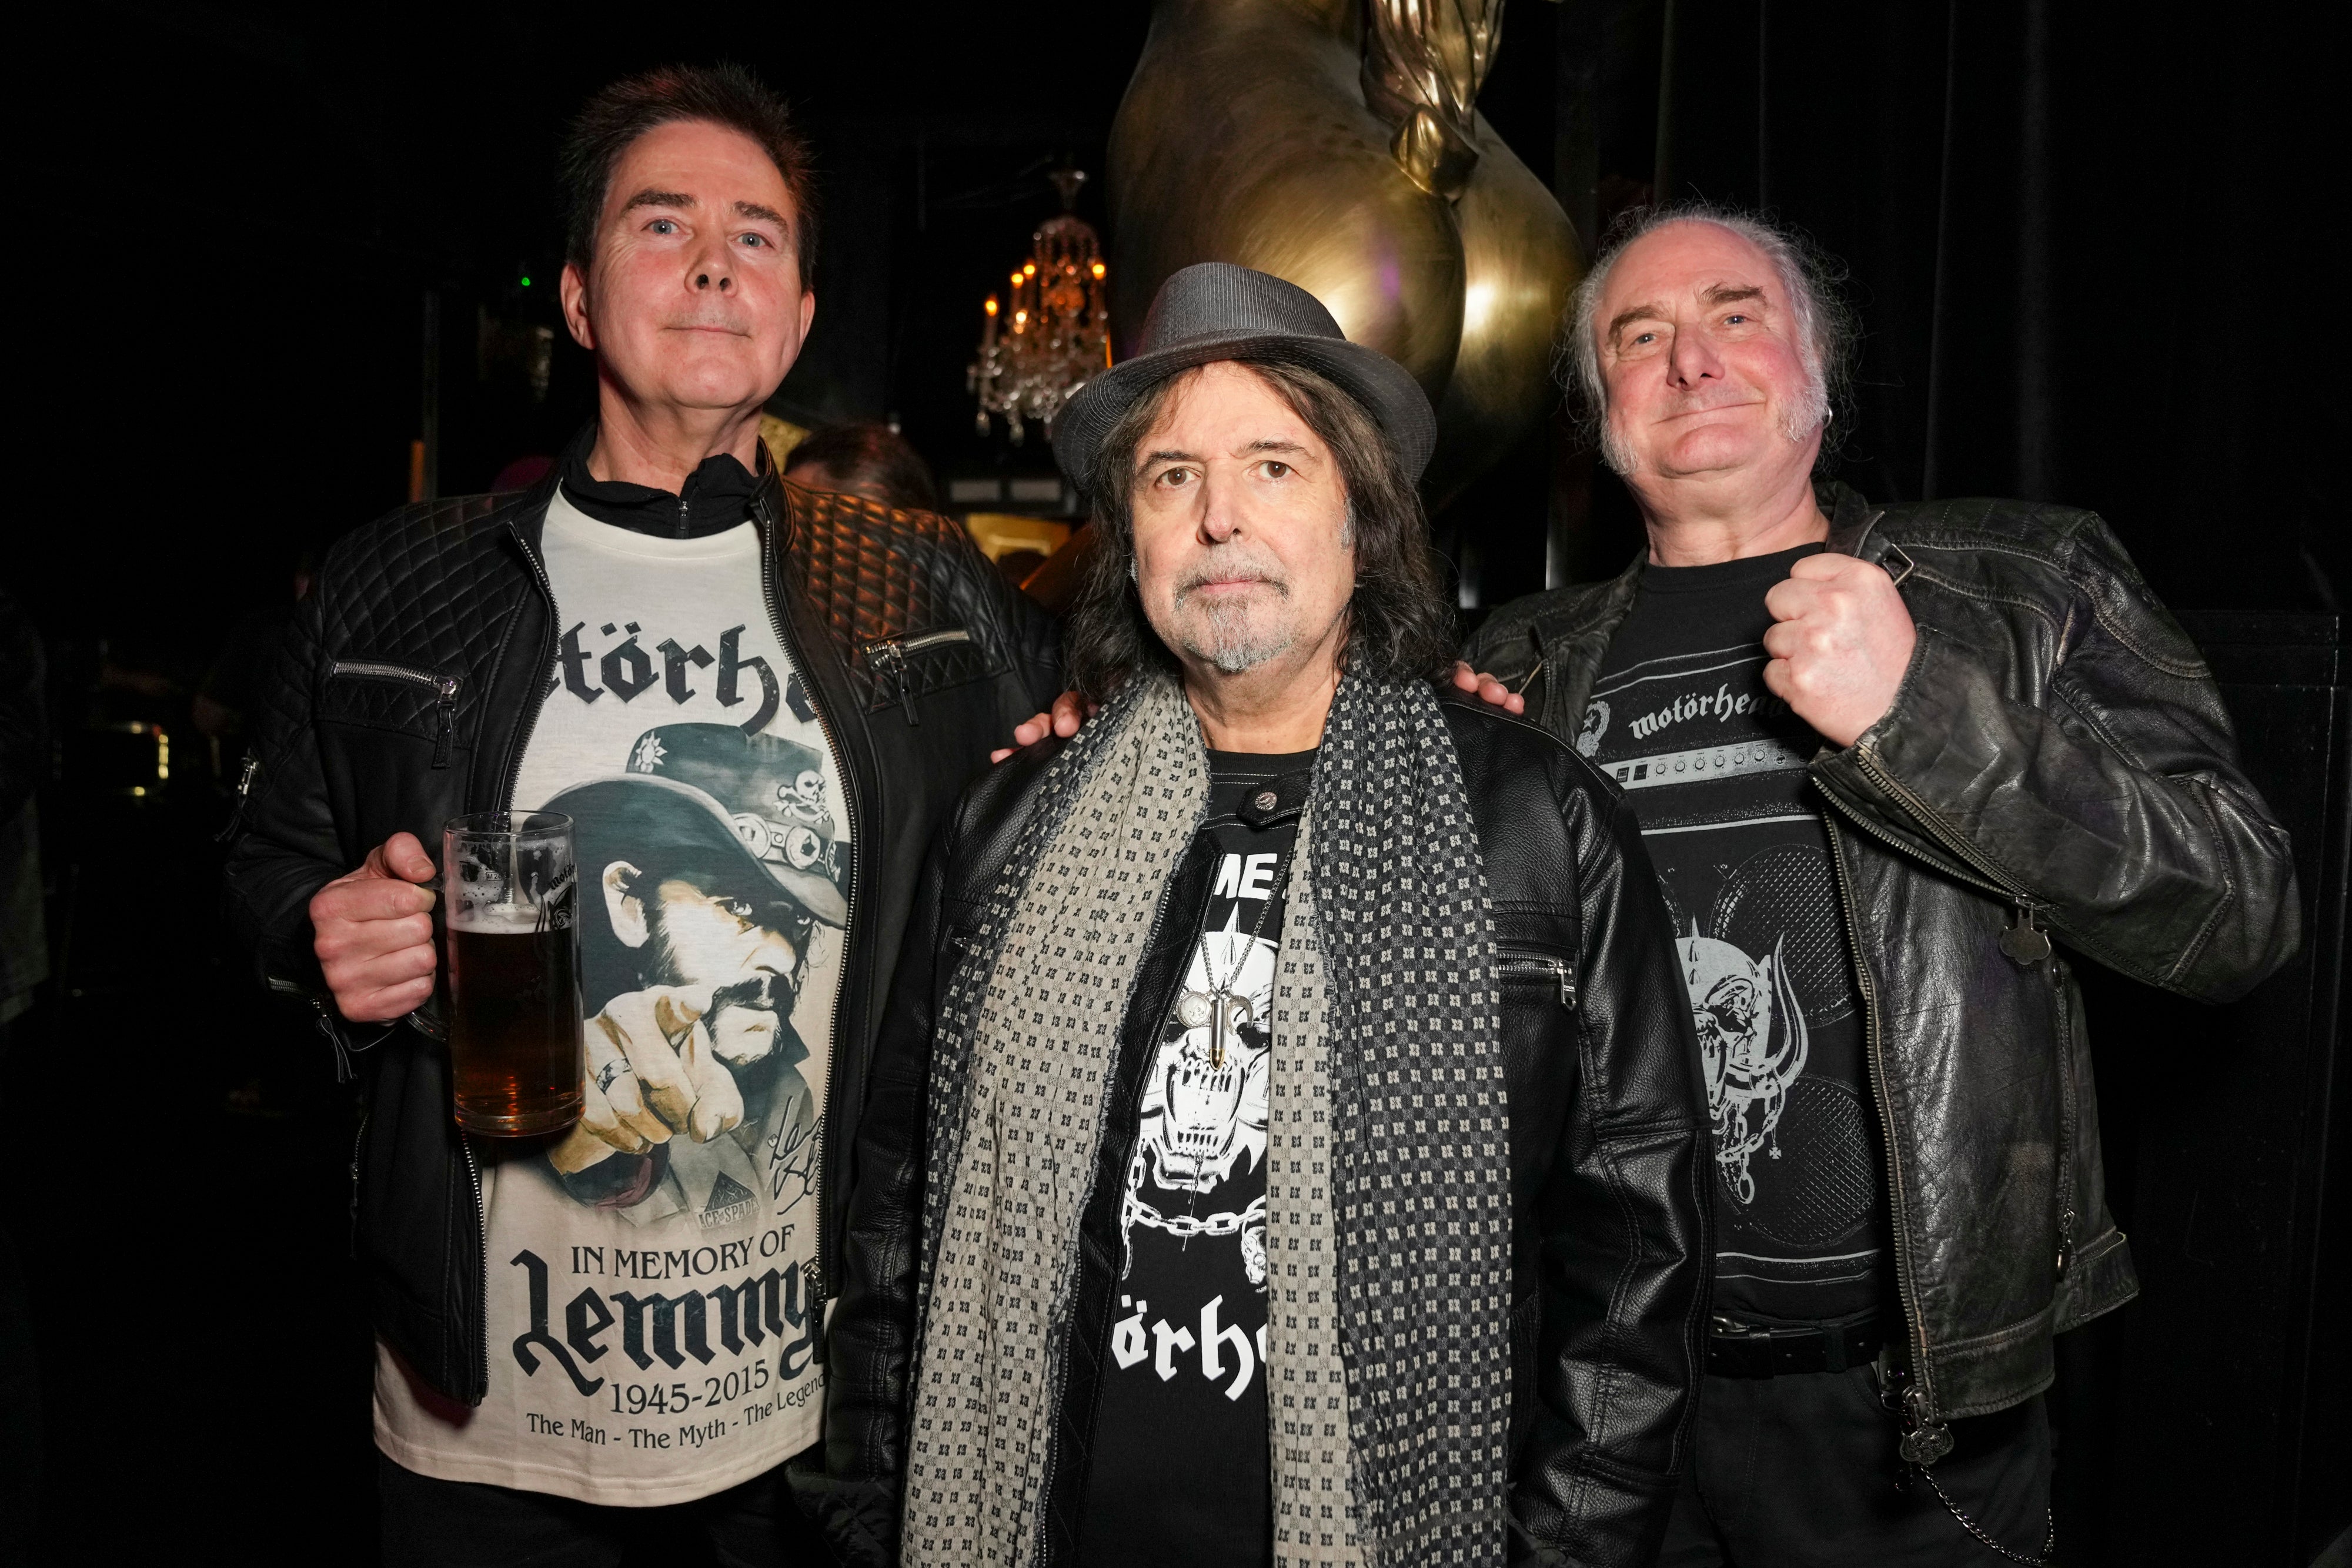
807,696,1712,1568
1461,484,2301,1435
222,466,1062,1405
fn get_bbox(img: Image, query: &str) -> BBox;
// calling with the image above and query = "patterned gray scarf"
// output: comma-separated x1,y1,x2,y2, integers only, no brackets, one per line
903,671,1509,1568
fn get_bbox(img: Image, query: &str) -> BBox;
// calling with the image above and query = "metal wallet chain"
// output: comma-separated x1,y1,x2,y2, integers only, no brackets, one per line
1913,1465,2057,1566
1880,1354,2059,1565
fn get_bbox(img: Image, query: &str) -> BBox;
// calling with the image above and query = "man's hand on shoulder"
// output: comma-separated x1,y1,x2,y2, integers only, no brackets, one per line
1449,661,1525,716
309,833,439,1023
1762,554,1917,748
992,690,1097,763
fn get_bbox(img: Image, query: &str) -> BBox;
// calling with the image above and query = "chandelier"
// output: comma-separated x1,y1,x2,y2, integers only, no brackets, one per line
970,168,1112,445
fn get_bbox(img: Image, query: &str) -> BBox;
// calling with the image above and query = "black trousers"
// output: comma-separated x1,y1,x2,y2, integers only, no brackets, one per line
1658,1368,2051,1567
376,1452,833,1568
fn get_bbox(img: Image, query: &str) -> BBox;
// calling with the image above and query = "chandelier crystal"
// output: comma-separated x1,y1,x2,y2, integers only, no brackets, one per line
969,168,1112,446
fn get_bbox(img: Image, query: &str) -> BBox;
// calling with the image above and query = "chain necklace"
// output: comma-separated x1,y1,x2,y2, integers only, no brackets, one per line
1189,843,1291,1069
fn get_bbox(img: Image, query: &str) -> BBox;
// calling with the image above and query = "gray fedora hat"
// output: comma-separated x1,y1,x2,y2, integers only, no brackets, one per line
1051,262,1437,489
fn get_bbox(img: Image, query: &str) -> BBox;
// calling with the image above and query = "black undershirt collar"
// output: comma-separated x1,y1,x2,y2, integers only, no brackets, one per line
556,424,764,540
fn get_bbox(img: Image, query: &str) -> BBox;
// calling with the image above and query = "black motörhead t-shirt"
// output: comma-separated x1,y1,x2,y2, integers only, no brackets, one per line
1074,750,1311,1568
1583,544,1891,1326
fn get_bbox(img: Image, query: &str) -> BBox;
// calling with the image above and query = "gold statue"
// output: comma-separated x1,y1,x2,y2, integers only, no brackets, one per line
1107,0,1582,505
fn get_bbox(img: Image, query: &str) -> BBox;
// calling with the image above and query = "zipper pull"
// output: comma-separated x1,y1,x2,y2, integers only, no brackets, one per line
2056,1206,2076,1279
871,641,918,725
431,676,459,768
1998,903,2051,965
214,753,262,842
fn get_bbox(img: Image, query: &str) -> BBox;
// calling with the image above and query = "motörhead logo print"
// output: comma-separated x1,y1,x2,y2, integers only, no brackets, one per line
1585,543,1890,1323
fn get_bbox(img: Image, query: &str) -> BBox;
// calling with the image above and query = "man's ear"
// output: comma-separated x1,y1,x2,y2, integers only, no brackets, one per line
603,860,649,948
796,283,816,343
560,259,597,352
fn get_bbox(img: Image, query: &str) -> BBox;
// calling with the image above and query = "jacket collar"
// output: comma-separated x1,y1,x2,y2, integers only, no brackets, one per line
499,425,797,584
1822,480,1886,560
551,421,769,540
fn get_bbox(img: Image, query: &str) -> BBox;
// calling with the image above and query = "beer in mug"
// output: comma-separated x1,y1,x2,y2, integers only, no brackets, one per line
442,811,583,1136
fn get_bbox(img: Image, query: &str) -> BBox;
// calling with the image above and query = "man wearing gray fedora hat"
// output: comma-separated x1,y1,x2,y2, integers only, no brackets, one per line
806,262,1712,1568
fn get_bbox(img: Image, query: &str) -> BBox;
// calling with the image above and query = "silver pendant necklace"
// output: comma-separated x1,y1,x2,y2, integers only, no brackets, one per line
1182,844,1291,1070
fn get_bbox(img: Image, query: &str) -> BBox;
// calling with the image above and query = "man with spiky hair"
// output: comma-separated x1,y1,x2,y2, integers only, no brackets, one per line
225,64,1058,1563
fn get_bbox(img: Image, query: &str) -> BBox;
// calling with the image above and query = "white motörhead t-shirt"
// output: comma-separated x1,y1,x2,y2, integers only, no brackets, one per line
373,486,851,1504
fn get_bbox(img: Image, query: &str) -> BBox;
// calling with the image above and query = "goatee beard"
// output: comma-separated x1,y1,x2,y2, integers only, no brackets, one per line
1182,598,1295,673
1172,578,1296,674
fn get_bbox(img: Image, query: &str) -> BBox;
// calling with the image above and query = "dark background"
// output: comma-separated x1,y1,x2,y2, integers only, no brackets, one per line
3,1,2343,1564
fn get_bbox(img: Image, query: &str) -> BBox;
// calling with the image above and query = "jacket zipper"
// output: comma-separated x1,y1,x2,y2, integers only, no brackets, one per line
1843,748,2052,953
330,659,462,769
754,493,862,1297
496,526,562,813
864,628,974,726
463,517,565,1400
1823,816,1946,1462
214,752,261,842
459,1131,489,1395
1498,951,1578,1009
350,1109,370,1248
2052,958,2078,1281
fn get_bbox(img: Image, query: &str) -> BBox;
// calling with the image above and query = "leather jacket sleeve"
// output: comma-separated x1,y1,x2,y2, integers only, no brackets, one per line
1001,563,1071,717
799,816,959,1565
222,583,346,998
1512,771,1710,1567
1811,514,2300,1002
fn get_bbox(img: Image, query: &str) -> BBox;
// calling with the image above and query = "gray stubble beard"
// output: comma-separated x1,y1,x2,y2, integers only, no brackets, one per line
1171,583,1297,674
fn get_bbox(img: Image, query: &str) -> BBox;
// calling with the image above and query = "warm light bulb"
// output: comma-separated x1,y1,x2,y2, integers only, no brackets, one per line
985,296,999,316
1091,262,1105,279
1012,270,1025,286
1023,262,1037,276
1014,310,1028,324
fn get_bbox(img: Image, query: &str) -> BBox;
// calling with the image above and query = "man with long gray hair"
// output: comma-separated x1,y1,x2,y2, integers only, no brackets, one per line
803,263,1712,1568
1461,205,2300,1564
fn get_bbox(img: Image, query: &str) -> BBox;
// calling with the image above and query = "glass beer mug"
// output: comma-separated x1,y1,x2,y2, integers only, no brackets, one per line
441,812,584,1136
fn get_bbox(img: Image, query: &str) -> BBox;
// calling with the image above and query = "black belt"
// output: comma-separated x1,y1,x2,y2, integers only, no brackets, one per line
1706,1310,1884,1378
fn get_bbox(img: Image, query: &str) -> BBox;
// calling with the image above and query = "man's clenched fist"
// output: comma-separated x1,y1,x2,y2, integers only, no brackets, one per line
310,832,439,1022
1762,553,1917,748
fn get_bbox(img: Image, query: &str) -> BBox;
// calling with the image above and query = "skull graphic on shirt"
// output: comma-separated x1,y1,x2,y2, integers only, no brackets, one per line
1683,924,1810,1205
1120,910,1273,1288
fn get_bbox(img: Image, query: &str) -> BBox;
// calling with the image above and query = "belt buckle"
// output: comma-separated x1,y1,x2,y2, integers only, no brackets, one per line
1709,1315,1776,1378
